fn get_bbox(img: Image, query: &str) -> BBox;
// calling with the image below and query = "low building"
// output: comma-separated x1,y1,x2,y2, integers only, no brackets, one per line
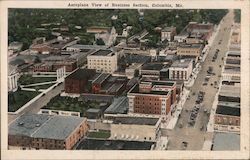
110,116,161,142
140,62,171,80
127,80,177,118
87,49,118,73
177,44,203,57
212,133,240,150
33,62,53,72
169,59,193,81
161,27,176,42
8,114,88,150
65,69,96,94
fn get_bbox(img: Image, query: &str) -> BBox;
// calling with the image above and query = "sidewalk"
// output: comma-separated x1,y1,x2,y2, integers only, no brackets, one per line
163,88,190,130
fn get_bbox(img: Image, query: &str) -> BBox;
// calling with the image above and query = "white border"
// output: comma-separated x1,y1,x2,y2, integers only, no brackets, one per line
1,0,249,159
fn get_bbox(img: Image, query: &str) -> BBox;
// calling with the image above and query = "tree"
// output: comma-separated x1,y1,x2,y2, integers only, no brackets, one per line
96,38,105,45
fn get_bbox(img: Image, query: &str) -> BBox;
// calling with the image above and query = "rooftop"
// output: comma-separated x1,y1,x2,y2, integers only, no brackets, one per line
215,105,240,116
124,53,151,64
66,68,96,80
76,139,154,150
92,73,110,85
162,27,175,32
170,59,193,68
141,63,167,71
9,114,85,140
213,133,240,150
104,97,128,114
219,85,240,98
217,101,240,108
67,44,108,50
113,116,159,126
178,44,203,49
129,84,170,96
91,49,113,56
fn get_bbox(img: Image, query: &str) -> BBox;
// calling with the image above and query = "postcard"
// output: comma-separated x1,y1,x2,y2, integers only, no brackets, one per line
1,0,249,159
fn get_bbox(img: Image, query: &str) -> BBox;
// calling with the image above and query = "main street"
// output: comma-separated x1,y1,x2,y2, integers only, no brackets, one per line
162,10,235,150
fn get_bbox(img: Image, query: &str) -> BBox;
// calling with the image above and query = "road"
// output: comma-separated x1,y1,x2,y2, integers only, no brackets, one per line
8,83,64,124
162,10,235,150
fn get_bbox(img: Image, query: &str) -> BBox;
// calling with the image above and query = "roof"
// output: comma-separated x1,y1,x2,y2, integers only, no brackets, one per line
92,73,110,85
215,105,240,116
141,63,165,71
178,44,202,49
171,59,192,68
91,49,113,56
162,27,175,32
217,101,240,108
76,139,154,150
67,44,108,50
87,108,101,113
104,97,128,114
219,85,240,98
124,53,151,64
213,133,240,150
129,84,170,96
66,69,96,80
9,114,85,140
113,117,159,125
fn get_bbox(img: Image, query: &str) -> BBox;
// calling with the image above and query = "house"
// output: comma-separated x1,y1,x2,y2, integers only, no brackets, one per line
161,27,176,42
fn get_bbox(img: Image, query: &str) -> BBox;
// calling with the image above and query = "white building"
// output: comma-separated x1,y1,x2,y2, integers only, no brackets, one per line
87,49,118,73
169,59,193,81
110,116,161,142
161,27,176,42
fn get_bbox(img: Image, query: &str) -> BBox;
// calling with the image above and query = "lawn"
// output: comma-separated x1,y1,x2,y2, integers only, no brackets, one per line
8,90,40,112
42,95,107,116
18,74,56,85
87,130,111,139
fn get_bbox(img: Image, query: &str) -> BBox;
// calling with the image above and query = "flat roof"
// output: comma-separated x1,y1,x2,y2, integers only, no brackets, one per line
216,105,240,116
141,63,165,71
213,133,240,150
162,27,175,32
219,85,240,98
66,69,96,80
91,49,113,56
76,139,154,150
113,117,159,126
104,97,128,114
9,114,85,140
178,44,202,49
124,54,151,64
129,84,170,95
171,59,192,68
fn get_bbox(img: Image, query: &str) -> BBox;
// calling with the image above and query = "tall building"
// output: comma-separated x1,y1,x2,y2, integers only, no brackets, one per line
127,80,177,118
169,59,193,81
87,49,118,73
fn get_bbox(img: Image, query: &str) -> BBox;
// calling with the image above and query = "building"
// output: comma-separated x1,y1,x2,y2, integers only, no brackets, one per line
127,80,177,118
140,62,171,80
65,69,96,94
186,22,214,41
212,133,240,150
161,27,176,42
76,139,155,150
110,116,161,142
177,44,203,57
87,49,118,73
169,59,193,81
214,85,240,133
8,114,88,150
8,42,23,52
33,62,53,72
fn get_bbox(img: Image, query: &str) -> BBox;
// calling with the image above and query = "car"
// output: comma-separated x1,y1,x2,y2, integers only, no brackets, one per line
203,82,208,86
211,83,213,86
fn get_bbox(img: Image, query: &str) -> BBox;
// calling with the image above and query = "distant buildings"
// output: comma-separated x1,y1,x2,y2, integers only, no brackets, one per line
110,116,161,142
8,42,23,52
127,80,177,118
161,27,176,42
87,49,118,73
86,26,117,47
169,59,193,81
8,114,88,150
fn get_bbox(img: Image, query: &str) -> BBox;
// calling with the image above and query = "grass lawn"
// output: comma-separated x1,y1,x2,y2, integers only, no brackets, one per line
28,83,55,90
42,95,106,116
8,90,40,112
87,130,111,139
18,74,56,85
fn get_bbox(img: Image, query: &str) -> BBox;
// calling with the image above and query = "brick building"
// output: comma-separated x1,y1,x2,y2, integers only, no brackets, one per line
8,114,88,150
65,69,96,94
127,80,177,118
177,44,203,57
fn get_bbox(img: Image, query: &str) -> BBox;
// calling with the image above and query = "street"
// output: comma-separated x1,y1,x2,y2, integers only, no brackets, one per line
162,10,234,150
8,83,64,124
